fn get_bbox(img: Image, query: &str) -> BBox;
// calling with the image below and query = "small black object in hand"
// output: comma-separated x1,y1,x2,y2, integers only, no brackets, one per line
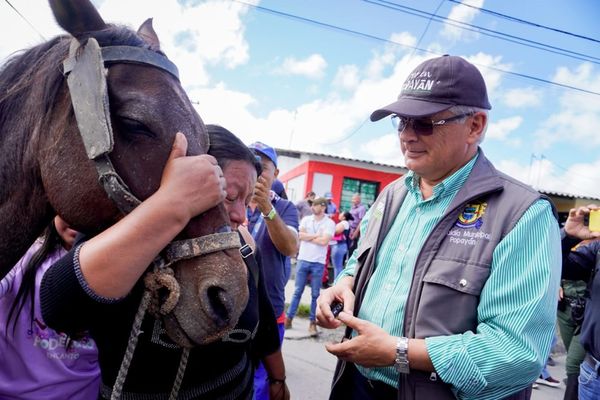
331,302,344,318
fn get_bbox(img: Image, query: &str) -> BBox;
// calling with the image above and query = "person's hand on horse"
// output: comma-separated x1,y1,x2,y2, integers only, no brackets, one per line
159,132,227,221
564,204,600,240
252,175,272,215
316,276,355,329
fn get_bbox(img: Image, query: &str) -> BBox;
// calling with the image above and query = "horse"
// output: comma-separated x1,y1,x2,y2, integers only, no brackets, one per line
0,0,248,349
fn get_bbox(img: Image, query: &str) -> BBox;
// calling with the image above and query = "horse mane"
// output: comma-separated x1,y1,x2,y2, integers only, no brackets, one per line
0,25,150,205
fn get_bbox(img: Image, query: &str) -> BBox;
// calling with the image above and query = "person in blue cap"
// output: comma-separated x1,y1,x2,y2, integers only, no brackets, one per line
247,141,299,400
324,192,338,217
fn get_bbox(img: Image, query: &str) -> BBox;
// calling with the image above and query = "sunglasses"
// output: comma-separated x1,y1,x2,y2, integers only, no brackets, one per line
391,112,474,136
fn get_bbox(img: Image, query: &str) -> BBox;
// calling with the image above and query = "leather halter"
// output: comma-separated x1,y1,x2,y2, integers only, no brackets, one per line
62,38,240,262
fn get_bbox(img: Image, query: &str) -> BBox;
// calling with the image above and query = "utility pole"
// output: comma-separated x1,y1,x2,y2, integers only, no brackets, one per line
288,110,297,149
527,153,536,187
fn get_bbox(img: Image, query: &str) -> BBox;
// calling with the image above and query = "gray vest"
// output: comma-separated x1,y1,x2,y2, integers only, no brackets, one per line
331,152,552,400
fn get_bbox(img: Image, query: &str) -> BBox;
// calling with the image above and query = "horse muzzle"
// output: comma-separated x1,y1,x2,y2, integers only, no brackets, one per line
146,249,248,348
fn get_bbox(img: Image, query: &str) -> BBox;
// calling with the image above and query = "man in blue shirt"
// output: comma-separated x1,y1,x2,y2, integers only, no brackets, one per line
247,142,299,400
324,192,338,217
316,55,560,400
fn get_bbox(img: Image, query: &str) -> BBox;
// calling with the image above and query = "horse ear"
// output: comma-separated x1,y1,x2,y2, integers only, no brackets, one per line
49,0,106,38
137,18,161,51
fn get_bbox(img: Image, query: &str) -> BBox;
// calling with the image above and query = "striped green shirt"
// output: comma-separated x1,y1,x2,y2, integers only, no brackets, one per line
338,154,561,399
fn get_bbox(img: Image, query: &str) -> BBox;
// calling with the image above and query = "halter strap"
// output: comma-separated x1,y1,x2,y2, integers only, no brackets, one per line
163,232,242,267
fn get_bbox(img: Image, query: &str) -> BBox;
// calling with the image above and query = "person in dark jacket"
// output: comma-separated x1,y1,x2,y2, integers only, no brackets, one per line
41,126,289,399
561,204,600,400
316,55,560,400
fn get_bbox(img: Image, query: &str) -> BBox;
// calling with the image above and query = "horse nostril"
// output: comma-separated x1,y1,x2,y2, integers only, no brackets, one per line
207,286,230,327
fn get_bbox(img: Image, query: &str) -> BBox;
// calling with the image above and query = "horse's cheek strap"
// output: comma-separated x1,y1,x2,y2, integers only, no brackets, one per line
64,38,114,159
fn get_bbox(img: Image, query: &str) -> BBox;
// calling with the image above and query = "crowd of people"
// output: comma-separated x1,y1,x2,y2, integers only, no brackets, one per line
2,53,599,400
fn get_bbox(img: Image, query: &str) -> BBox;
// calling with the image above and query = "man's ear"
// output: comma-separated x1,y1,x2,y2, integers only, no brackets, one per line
274,168,280,178
467,112,486,144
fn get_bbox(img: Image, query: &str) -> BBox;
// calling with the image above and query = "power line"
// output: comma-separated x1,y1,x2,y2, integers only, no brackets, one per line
364,0,600,65
3,0,45,41
541,155,599,182
529,154,600,198
232,0,600,97
411,0,444,57
318,117,370,145
447,0,600,45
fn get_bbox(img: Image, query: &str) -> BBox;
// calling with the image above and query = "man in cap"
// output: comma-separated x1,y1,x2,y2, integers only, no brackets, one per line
324,192,338,217
317,55,560,400
247,142,299,400
286,197,335,336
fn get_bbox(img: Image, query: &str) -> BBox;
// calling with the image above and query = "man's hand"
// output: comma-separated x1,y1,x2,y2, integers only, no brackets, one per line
252,175,272,215
325,312,396,368
564,204,600,240
269,382,290,400
316,277,355,329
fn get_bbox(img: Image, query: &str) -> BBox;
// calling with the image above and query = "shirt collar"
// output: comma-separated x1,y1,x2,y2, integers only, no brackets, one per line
404,152,479,201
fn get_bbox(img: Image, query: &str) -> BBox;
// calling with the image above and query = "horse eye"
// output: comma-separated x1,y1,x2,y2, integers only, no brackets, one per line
116,116,155,138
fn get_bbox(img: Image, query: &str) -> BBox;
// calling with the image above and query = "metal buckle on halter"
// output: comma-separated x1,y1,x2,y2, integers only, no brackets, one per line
239,244,253,259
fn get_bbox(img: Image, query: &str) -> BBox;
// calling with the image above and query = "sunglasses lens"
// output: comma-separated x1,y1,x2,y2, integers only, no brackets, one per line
412,119,433,136
391,115,407,132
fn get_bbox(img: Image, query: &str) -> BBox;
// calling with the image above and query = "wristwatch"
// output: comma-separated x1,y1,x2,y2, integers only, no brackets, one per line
394,337,410,374
261,207,277,221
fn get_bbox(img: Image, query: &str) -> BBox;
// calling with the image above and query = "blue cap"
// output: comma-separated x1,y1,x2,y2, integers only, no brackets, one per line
249,141,278,167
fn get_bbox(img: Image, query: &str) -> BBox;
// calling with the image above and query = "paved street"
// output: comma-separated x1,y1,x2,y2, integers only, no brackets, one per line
283,279,567,400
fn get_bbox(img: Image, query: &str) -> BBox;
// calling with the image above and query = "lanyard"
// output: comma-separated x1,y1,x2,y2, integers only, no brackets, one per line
251,213,264,239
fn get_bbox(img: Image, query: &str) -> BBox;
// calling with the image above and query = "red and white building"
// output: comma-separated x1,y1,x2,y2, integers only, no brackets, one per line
277,149,407,213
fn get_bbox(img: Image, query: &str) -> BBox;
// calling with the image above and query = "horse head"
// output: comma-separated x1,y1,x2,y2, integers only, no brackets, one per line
0,0,248,347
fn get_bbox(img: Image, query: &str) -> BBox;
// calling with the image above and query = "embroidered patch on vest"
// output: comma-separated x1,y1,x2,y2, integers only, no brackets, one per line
456,202,487,229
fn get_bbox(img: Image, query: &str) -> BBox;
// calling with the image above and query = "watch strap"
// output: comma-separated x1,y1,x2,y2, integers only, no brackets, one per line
395,337,410,374
262,207,277,220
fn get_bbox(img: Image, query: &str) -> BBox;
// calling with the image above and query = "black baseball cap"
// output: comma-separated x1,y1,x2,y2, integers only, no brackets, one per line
370,55,492,120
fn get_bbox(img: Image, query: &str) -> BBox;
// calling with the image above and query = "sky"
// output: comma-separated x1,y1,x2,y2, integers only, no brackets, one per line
2,0,600,198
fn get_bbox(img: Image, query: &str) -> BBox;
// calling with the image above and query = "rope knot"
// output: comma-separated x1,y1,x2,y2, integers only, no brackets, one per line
144,267,181,315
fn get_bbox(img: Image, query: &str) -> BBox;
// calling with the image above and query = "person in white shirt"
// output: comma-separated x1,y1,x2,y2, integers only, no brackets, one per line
285,197,335,336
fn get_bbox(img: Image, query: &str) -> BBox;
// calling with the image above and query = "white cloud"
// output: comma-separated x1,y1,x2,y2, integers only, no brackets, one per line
277,54,327,79
502,87,542,108
363,133,404,166
441,0,484,42
365,31,416,79
0,2,60,63
486,116,523,140
100,0,253,87
0,0,255,88
333,65,360,90
464,52,512,103
497,157,600,199
534,62,600,148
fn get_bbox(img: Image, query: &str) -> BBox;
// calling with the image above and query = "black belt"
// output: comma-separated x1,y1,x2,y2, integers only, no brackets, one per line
584,353,600,373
